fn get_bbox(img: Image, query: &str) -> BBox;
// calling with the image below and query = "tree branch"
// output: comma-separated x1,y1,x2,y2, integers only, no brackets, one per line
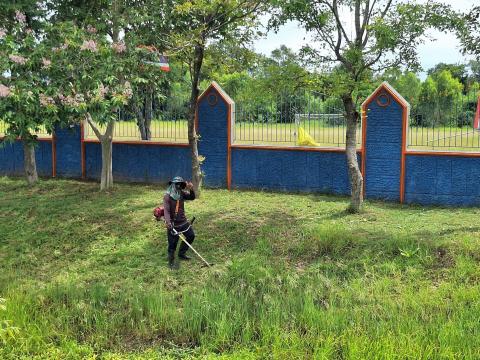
355,0,361,41
86,113,103,140
380,0,394,19
328,0,352,45
363,49,384,70
360,0,370,46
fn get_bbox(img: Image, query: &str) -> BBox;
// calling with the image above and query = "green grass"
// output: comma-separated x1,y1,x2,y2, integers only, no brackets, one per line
1,178,480,358
407,126,480,151
233,121,362,148
84,120,189,143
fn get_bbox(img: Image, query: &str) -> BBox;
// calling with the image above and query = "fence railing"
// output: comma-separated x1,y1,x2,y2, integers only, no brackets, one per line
0,121,52,139
84,95,189,143
407,93,480,151
233,92,362,148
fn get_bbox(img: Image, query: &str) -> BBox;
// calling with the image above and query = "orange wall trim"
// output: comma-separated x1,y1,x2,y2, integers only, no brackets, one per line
37,137,54,142
400,106,408,203
227,103,232,190
82,139,189,147
232,144,363,154
406,150,480,158
360,108,367,197
0,136,53,142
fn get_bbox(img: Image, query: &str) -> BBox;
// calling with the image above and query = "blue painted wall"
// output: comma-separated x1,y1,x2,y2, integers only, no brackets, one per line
0,140,52,177
2,83,480,207
55,125,82,178
364,93,403,201
232,148,359,195
198,87,229,188
85,142,191,183
405,155,480,206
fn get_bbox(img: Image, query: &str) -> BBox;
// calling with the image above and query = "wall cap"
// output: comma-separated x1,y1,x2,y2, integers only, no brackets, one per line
362,81,410,110
198,81,235,106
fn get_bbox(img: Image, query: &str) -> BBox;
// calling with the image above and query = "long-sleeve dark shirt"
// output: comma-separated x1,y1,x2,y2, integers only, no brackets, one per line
163,190,195,227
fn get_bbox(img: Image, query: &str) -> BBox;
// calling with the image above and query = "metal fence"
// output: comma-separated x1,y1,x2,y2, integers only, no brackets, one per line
407,93,480,151
0,121,51,139
233,92,362,147
84,95,189,143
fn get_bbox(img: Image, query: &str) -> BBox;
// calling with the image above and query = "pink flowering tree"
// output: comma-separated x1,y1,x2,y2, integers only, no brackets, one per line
47,23,135,190
0,11,59,185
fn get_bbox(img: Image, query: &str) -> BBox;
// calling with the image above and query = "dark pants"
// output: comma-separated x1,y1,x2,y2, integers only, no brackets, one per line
167,222,195,256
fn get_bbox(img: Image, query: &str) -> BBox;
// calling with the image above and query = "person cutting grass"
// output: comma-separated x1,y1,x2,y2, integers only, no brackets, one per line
163,176,195,269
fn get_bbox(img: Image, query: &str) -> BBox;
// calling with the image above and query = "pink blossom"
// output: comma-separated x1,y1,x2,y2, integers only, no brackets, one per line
74,93,85,103
15,11,27,24
59,94,78,107
42,58,51,68
9,54,27,65
86,25,97,34
0,28,7,39
0,84,11,97
98,83,109,99
26,28,33,34
59,92,85,107
39,94,55,107
112,41,126,54
53,43,68,52
123,81,133,98
80,40,98,52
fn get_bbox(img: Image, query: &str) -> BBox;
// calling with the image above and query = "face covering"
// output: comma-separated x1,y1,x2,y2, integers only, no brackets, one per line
166,183,182,200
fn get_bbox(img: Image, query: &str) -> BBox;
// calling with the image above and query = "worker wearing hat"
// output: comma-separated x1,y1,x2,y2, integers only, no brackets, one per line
163,176,195,269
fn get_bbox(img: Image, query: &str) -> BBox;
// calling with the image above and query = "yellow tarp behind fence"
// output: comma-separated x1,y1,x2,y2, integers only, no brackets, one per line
297,127,320,147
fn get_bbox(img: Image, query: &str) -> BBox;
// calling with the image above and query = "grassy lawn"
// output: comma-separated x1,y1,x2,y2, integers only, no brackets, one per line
1,178,480,358
233,121,362,148
407,127,480,151
84,120,190,143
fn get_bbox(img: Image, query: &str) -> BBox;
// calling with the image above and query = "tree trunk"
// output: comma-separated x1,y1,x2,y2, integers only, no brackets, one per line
86,113,115,191
100,121,115,191
23,141,38,186
144,87,153,141
134,103,147,140
134,87,153,141
342,94,363,213
188,42,205,195
100,136,113,191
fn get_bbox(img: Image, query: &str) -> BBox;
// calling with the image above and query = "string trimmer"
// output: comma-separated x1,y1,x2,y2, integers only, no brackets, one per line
154,207,213,267
171,217,212,267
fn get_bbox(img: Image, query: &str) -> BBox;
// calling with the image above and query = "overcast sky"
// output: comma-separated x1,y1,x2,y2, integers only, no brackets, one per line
253,0,477,79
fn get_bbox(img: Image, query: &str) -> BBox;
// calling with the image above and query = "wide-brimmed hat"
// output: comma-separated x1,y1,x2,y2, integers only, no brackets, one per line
168,176,186,186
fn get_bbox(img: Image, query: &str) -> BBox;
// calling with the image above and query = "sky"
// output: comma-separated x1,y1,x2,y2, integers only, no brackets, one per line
253,0,477,79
